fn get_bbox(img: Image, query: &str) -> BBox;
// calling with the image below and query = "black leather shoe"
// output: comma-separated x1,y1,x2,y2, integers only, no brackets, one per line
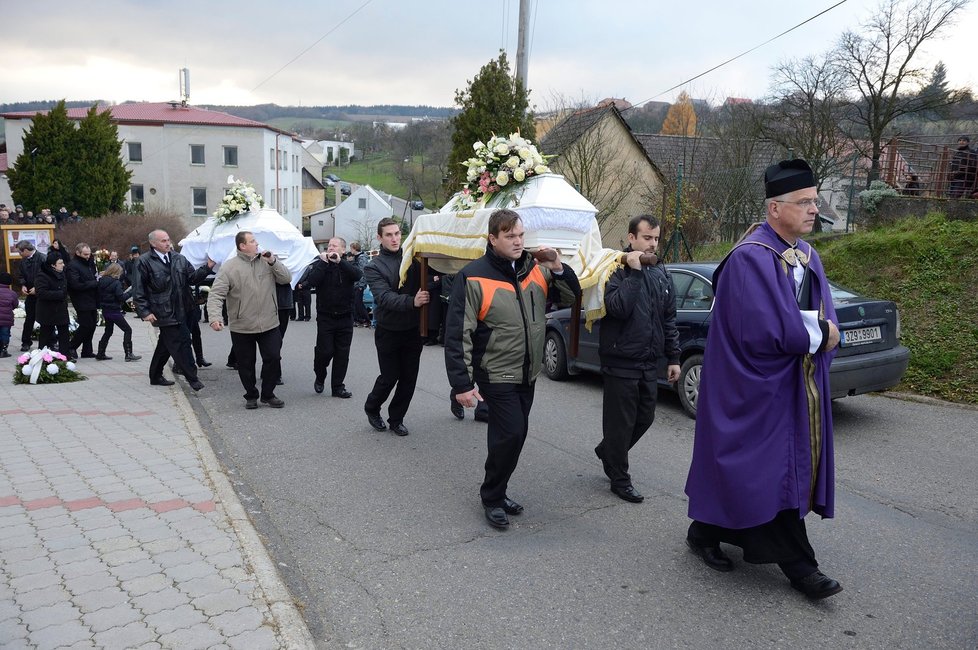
366,411,387,431
390,422,409,436
245,399,258,410
450,400,464,420
332,388,353,398
226,362,238,370
484,506,510,530
260,396,285,408
20,344,32,352
611,485,644,503
502,498,523,515
80,352,97,359
150,377,175,387
197,359,212,367
188,380,205,391
685,537,734,572
276,378,284,386
790,571,843,599
314,381,324,394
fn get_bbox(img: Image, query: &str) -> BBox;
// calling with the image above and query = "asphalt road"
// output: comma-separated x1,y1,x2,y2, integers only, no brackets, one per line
186,319,978,650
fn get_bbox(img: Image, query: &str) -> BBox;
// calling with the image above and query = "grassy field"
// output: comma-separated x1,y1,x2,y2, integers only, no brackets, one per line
691,215,978,405
340,154,409,198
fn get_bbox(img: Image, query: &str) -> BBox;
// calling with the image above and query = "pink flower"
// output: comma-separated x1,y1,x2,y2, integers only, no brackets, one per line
17,354,29,364
43,354,53,362
54,353,66,361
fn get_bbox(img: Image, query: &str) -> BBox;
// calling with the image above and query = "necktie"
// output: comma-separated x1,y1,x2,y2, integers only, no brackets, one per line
163,254,170,266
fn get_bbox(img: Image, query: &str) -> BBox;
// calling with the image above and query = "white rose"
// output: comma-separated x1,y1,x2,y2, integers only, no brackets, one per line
473,141,485,151
518,147,532,160
66,361,76,371
46,363,59,375
506,156,520,168
513,168,526,182
495,170,510,186
534,164,549,175
494,143,510,155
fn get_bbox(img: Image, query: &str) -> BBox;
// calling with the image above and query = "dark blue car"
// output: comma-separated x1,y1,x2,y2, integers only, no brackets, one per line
542,262,910,418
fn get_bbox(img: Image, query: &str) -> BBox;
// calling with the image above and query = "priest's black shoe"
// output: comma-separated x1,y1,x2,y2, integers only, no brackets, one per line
594,446,612,478
450,400,464,420
484,506,510,530
366,411,387,431
261,396,285,408
390,422,409,436
150,377,175,387
685,537,734,572
197,358,212,367
314,381,324,394
502,498,523,515
790,571,843,599
332,388,353,398
611,484,644,503
188,380,205,391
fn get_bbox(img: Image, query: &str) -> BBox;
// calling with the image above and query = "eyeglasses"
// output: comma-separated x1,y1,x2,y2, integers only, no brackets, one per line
773,197,822,208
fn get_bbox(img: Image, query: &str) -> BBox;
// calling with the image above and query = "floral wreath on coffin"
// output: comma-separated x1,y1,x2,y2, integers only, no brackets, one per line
457,132,551,210
214,176,265,224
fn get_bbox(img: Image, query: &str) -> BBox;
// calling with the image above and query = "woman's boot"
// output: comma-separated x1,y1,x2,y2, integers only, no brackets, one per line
124,341,142,362
95,339,112,361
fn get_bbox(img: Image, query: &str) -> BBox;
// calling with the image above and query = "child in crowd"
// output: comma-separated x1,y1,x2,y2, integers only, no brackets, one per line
0,272,19,357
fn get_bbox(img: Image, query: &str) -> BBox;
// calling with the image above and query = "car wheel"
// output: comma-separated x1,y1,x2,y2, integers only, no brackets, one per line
543,331,569,380
678,354,703,419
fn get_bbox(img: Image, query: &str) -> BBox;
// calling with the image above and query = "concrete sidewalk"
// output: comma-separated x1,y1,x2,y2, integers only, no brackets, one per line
0,318,314,649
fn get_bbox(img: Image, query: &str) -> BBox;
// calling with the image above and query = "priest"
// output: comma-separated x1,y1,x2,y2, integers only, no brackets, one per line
683,159,844,600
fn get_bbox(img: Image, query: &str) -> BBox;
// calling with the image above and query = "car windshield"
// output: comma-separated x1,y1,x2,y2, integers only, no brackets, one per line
828,281,860,301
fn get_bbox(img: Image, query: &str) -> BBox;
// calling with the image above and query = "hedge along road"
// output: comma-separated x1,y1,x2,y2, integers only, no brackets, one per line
185,320,978,649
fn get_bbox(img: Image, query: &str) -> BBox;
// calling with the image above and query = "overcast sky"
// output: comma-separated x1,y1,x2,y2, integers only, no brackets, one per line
2,0,975,110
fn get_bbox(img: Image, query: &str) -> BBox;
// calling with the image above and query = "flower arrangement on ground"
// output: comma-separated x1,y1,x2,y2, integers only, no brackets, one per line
457,132,551,210
14,348,86,385
215,176,265,224
94,248,111,272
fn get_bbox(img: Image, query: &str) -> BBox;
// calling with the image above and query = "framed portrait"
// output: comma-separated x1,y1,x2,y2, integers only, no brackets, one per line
3,225,55,257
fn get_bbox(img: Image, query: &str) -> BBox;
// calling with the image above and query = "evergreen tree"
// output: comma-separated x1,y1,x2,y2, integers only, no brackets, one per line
447,51,535,190
7,100,76,212
73,106,132,216
660,91,697,136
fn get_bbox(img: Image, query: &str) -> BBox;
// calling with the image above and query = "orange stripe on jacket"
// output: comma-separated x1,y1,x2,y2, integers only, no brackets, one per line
522,266,547,295
475,278,515,321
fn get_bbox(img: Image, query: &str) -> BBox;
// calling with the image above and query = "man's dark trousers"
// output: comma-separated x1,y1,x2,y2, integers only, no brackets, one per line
597,373,657,489
230,327,282,400
314,314,354,391
364,326,423,425
70,309,97,355
149,323,199,382
21,296,37,348
480,382,535,507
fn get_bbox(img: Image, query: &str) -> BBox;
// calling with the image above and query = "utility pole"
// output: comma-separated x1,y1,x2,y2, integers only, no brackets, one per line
515,0,530,92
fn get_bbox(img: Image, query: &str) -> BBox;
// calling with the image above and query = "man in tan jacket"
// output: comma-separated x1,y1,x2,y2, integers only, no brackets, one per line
207,231,292,409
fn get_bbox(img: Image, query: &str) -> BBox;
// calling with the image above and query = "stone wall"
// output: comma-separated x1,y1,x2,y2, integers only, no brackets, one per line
862,196,978,228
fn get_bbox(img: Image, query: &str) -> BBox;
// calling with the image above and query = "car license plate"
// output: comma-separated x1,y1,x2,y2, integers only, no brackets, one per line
842,325,882,346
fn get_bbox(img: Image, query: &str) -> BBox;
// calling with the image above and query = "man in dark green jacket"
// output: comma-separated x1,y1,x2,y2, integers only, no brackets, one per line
445,209,581,530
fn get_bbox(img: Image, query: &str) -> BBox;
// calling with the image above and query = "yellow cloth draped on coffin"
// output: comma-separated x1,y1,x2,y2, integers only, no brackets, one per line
397,174,624,329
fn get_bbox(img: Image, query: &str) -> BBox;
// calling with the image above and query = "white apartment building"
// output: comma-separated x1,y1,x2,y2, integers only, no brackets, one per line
1,102,303,230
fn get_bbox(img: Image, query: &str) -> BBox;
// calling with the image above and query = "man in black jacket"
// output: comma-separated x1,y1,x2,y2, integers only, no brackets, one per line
15,240,44,352
362,218,429,436
66,243,99,359
133,230,213,390
595,215,680,504
304,237,362,397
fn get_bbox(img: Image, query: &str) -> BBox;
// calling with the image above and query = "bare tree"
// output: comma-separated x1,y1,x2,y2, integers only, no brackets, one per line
833,0,970,184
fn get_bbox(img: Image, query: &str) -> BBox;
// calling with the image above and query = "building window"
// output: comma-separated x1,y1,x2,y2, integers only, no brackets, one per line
130,184,144,204
358,198,367,209
294,186,298,208
283,153,288,171
283,188,288,214
270,148,274,169
128,142,142,162
190,144,205,165
192,187,207,216
223,146,238,167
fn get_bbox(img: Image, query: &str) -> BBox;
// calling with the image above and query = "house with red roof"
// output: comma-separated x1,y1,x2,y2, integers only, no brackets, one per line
1,102,304,229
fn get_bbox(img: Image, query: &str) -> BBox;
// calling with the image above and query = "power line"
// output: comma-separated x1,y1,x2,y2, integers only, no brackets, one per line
624,0,848,112
251,0,375,93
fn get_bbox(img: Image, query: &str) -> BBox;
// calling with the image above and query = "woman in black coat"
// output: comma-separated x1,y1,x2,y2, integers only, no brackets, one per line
47,239,72,267
34,252,71,355
96,263,141,362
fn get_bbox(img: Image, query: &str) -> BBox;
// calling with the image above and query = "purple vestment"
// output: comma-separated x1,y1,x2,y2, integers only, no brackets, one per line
685,222,837,529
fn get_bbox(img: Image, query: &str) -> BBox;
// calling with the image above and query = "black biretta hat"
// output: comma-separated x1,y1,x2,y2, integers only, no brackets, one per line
764,159,817,198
